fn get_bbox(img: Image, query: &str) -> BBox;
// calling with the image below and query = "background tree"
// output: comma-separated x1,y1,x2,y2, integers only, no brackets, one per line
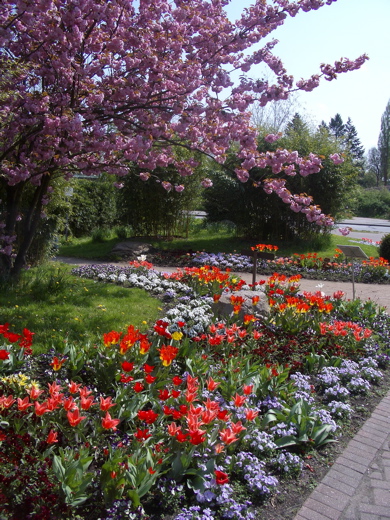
328,114,366,178
285,113,310,139
343,117,365,176
329,113,345,139
378,99,390,186
250,93,301,133
204,115,358,241
366,147,382,187
0,0,368,278
67,175,120,238
116,158,203,238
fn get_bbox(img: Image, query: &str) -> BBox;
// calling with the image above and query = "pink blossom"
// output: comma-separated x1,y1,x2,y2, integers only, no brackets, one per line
339,227,352,236
139,172,150,182
201,178,213,188
161,181,172,192
0,0,365,276
264,133,281,143
329,153,344,165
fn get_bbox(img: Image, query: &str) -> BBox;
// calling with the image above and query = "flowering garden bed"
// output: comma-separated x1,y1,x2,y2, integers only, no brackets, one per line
189,245,390,284
137,239,390,285
1,261,390,519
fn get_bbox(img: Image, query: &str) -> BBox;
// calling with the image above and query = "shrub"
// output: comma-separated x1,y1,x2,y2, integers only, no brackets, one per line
115,225,132,241
355,188,390,218
379,233,390,263
91,227,114,243
68,175,119,237
117,164,202,238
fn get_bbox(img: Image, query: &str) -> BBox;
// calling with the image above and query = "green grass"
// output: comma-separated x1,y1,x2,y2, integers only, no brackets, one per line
0,263,161,354
58,236,118,259
58,228,380,261
281,234,379,259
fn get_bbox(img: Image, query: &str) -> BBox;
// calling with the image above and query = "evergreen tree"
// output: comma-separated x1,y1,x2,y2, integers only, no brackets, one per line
318,121,329,133
329,113,345,139
344,118,365,175
285,113,309,136
378,99,390,186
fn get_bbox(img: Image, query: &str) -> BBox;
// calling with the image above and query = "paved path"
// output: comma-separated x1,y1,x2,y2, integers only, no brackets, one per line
57,256,390,518
294,391,390,520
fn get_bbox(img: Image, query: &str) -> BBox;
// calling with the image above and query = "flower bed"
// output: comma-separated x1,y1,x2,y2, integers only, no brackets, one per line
0,262,389,519
190,247,390,284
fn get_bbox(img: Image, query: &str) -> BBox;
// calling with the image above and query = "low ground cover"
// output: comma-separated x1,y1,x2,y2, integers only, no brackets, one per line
58,229,386,283
57,226,379,262
0,263,161,354
1,261,389,519
190,247,390,284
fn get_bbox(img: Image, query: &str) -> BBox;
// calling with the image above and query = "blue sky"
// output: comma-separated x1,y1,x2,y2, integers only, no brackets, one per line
226,0,390,152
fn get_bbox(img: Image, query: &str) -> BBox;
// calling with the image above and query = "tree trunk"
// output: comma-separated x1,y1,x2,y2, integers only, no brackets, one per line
0,175,50,280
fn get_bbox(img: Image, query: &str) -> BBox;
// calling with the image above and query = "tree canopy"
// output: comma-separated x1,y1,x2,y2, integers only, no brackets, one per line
378,99,390,186
0,0,368,277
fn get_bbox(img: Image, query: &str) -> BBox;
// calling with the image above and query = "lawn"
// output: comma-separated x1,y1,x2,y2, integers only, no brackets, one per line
58,226,379,262
0,263,161,354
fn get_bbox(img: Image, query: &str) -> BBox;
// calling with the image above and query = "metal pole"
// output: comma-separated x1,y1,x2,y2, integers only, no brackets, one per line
252,251,257,290
351,257,356,300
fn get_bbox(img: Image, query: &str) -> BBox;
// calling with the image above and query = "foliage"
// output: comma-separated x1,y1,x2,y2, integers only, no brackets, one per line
378,99,390,185
355,188,390,218
327,114,365,175
116,163,202,238
203,118,359,240
365,147,381,187
379,233,390,263
67,175,119,238
0,0,368,278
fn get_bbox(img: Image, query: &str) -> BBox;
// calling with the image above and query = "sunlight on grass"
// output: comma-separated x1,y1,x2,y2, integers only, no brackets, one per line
0,263,161,354
58,228,380,261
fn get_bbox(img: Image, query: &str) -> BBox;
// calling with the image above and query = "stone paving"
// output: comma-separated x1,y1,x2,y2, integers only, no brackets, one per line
294,390,390,520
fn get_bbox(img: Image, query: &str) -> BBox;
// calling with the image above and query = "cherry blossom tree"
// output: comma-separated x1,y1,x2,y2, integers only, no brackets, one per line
0,0,368,278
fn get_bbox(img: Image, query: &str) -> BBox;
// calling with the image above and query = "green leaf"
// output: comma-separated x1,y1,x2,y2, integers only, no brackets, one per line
52,455,66,481
275,435,299,448
127,489,141,508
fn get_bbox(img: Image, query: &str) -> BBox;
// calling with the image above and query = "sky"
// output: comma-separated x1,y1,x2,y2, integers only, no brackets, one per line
225,0,390,153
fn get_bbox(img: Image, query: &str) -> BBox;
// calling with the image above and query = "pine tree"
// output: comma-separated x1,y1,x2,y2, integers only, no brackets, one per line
329,113,345,139
285,113,309,136
344,118,365,175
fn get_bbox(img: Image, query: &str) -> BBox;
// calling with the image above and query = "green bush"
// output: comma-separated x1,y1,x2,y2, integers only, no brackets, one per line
379,233,390,262
355,188,390,218
203,121,358,241
91,227,114,243
114,225,132,240
68,175,119,237
117,163,202,237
